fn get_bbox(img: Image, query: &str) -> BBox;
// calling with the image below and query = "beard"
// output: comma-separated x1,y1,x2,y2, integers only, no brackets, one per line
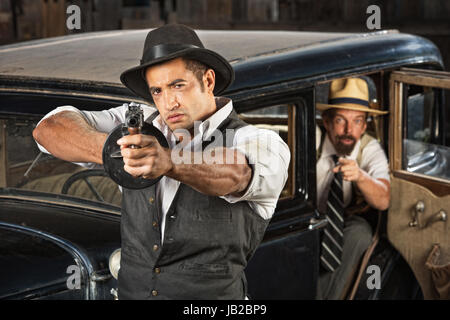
333,134,357,156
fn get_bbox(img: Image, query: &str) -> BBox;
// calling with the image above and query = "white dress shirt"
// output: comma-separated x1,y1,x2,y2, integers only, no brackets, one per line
36,98,290,242
315,127,390,214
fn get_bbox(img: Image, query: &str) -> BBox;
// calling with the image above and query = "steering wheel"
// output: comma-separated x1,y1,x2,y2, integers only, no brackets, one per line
61,169,111,202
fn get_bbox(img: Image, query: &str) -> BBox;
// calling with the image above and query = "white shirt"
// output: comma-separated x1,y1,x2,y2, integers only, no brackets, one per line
36,98,290,241
315,127,390,214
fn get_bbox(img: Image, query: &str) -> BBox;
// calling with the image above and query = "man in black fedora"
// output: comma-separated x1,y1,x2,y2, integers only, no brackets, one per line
33,24,290,299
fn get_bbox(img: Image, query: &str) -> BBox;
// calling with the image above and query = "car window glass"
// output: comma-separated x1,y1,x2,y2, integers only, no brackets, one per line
240,104,295,199
403,85,450,181
2,115,122,207
0,227,83,299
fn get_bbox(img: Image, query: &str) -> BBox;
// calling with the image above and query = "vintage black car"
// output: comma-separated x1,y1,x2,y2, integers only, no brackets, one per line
0,29,449,300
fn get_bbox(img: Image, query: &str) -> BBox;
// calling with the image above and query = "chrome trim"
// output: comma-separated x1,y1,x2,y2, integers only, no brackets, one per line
308,217,328,231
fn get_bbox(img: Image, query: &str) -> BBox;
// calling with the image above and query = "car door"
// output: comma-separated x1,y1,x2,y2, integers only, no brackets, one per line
387,68,450,299
237,87,324,299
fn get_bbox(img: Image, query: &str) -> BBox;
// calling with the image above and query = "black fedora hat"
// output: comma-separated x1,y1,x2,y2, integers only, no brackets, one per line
120,24,234,102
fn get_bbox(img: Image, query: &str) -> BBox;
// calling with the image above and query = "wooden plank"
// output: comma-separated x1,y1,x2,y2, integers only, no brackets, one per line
389,78,403,172
286,104,296,197
0,12,14,44
206,0,231,23
17,0,45,40
391,71,450,89
40,0,66,38
93,0,121,31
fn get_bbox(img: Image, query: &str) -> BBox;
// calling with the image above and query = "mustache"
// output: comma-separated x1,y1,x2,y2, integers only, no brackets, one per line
336,134,356,142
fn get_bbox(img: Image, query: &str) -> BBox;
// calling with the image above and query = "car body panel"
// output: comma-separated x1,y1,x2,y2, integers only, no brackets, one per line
0,189,120,299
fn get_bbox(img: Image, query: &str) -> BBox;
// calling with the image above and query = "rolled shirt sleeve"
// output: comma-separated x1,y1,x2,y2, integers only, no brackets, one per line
221,125,291,220
34,103,156,168
360,139,390,182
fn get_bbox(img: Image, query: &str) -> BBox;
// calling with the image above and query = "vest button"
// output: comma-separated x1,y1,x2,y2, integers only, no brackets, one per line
151,290,158,296
149,197,155,204
154,267,161,274
153,244,159,251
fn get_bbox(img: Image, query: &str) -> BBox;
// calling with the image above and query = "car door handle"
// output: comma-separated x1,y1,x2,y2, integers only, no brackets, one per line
308,217,328,231
423,210,447,229
409,200,425,227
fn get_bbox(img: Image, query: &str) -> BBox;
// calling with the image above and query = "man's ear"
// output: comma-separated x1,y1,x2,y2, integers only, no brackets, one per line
322,114,331,132
203,69,215,94
362,116,368,134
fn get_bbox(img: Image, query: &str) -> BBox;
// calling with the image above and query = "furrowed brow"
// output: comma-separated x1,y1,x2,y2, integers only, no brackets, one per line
148,79,186,92
168,79,187,86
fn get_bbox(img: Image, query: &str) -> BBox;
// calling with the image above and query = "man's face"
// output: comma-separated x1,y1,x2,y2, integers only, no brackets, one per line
323,108,367,156
145,57,216,133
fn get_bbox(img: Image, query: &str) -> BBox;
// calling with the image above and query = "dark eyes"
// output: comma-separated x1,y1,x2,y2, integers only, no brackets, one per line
151,88,161,95
335,117,364,126
150,83,185,96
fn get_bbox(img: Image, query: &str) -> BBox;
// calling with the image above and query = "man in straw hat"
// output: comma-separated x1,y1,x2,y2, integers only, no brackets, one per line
33,24,290,299
315,77,390,299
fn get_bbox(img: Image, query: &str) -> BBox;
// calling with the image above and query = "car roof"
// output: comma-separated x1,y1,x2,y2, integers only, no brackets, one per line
0,29,363,83
0,29,443,95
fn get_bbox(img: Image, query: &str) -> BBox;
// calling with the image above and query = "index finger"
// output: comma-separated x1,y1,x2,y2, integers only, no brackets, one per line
117,134,157,148
337,157,352,164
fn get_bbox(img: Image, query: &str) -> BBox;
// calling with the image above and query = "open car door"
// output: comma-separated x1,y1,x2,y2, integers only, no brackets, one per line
388,68,450,299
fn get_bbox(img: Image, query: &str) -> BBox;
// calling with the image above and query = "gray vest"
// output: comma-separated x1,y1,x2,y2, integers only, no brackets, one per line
118,110,270,299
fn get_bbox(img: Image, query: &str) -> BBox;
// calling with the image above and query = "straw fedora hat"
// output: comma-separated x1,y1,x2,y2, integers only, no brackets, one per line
120,24,234,103
316,78,388,115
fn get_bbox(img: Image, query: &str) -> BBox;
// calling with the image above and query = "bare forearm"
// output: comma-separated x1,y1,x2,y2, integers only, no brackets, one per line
356,173,390,211
166,148,252,196
33,111,107,164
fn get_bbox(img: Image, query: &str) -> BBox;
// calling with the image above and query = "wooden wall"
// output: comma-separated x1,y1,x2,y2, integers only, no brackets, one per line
1,0,449,69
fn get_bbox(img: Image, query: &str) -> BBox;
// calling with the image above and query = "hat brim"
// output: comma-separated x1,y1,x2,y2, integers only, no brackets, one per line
120,47,234,103
316,103,388,115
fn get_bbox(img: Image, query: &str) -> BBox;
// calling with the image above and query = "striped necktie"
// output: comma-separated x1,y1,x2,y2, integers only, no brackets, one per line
320,155,345,272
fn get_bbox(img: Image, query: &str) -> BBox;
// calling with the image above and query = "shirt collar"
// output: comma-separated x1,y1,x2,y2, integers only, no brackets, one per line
321,133,361,161
149,97,233,146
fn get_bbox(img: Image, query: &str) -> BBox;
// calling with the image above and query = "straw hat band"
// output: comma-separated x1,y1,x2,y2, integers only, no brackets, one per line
329,97,369,107
141,43,200,64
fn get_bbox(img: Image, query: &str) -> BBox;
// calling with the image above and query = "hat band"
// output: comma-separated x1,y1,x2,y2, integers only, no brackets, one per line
141,43,200,64
329,97,369,107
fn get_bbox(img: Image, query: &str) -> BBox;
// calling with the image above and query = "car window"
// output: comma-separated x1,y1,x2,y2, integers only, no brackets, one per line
402,85,450,181
1,115,123,207
239,103,296,199
0,226,84,299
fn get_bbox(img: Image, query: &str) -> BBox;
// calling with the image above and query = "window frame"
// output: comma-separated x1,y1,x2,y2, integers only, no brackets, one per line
389,68,450,196
233,87,316,221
